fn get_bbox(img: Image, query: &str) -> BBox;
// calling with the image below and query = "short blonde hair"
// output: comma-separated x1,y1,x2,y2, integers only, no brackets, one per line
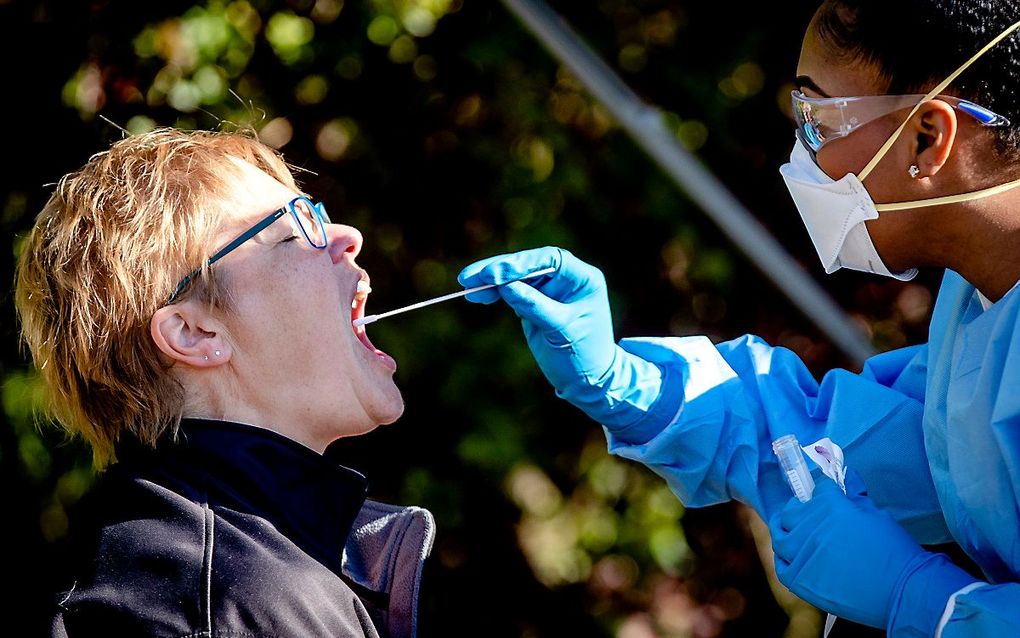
15,128,298,467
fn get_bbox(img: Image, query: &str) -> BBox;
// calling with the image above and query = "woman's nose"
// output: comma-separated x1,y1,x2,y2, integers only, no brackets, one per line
327,223,363,264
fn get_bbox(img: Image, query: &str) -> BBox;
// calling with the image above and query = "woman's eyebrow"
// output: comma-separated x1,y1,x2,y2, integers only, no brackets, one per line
795,75,832,98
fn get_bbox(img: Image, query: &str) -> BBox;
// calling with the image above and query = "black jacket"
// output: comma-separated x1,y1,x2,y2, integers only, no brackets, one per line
51,419,434,638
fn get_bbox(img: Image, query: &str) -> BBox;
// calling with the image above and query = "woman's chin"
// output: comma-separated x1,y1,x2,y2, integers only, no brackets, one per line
373,389,405,426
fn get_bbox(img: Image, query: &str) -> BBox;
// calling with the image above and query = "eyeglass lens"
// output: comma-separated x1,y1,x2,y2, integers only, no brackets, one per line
291,198,327,248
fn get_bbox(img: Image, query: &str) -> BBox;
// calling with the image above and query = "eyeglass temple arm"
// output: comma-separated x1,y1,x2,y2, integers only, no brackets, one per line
166,208,288,304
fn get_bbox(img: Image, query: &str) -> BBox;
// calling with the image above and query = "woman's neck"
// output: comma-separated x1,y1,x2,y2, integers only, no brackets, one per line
938,198,1020,301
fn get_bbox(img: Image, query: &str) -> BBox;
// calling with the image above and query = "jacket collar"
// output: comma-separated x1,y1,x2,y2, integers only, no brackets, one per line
119,418,368,577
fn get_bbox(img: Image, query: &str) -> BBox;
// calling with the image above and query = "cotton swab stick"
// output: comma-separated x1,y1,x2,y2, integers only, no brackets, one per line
353,267,557,327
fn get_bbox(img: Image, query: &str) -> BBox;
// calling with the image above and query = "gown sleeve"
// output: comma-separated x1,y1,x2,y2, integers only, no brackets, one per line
936,583,1020,637
603,334,951,543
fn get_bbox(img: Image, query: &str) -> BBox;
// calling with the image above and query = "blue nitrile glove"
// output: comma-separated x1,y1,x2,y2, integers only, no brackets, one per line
769,470,980,636
457,246,682,434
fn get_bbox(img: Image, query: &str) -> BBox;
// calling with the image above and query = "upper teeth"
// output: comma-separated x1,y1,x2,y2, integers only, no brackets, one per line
356,280,371,298
353,279,372,308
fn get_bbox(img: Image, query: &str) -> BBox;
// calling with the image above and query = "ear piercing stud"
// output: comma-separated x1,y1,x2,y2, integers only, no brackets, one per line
215,350,221,357
908,164,921,178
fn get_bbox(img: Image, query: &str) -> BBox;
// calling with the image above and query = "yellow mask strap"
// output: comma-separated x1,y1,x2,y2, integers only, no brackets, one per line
874,177,1020,212
858,18,1020,183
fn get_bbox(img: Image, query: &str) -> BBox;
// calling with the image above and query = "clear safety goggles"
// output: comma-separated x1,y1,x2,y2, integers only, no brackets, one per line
791,90,1011,153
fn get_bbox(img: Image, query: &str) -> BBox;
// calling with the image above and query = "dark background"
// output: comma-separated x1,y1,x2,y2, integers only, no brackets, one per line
1,1,939,635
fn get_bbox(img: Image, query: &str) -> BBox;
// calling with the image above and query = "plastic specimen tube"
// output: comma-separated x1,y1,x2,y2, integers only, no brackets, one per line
772,434,815,502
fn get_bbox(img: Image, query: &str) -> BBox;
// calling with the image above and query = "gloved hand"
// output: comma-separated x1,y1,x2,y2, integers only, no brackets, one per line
457,246,679,433
769,470,980,636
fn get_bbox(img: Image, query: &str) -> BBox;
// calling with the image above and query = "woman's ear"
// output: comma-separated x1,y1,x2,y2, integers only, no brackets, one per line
912,99,958,178
150,302,232,367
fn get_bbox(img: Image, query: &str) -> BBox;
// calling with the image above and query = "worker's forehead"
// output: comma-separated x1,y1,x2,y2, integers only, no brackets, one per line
797,22,886,97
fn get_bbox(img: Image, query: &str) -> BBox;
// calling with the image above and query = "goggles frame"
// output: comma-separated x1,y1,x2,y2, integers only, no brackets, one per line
791,90,1010,153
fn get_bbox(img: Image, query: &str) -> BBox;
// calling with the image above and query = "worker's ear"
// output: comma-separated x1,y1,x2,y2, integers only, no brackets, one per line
910,99,957,178
150,301,232,367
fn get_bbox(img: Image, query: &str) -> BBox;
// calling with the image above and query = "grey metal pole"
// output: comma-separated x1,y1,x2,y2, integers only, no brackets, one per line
498,0,877,364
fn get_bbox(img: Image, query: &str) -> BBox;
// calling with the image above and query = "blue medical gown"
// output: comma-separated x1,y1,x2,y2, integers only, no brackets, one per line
605,270,1019,635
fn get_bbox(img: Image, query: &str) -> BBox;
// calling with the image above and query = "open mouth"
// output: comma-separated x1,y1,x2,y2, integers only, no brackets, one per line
351,277,396,370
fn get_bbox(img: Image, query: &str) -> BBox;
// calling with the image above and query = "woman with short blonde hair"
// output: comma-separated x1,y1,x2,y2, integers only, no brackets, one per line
18,128,433,638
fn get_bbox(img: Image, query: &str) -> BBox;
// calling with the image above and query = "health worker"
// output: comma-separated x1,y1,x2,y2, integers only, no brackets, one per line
458,1,1020,636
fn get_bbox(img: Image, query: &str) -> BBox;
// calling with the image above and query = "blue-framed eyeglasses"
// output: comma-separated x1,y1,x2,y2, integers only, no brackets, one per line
166,196,329,304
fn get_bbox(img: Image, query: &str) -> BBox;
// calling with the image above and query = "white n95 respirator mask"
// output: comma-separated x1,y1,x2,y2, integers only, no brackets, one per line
780,138,918,281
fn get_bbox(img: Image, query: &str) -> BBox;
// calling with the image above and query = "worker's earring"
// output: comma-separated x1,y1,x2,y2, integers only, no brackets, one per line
204,355,209,361
215,350,221,357
908,164,921,178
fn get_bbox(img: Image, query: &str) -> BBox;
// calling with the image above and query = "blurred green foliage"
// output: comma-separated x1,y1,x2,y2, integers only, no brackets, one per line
1,0,939,636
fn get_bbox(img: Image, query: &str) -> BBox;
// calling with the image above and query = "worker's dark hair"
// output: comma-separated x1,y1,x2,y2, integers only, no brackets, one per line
815,0,1020,160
